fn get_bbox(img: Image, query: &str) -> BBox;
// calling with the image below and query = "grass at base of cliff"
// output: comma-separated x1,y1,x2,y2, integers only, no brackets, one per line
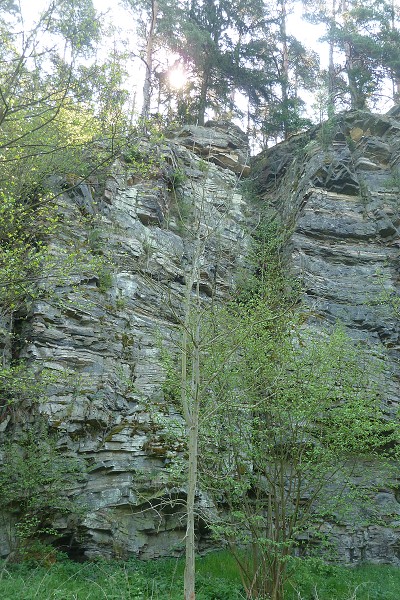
1,551,400,599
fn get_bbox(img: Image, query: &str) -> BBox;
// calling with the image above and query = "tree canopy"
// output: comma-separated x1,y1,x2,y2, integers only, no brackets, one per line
112,0,400,141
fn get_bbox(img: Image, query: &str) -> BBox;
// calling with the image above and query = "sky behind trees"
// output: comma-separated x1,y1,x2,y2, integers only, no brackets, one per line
16,0,400,147
17,0,333,118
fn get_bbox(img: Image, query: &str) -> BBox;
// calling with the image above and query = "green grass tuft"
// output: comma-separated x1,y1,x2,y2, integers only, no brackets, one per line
1,551,400,599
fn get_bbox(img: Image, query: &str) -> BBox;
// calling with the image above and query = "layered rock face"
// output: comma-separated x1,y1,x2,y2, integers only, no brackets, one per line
254,107,400,563
1,110,399,564
0,123,250,559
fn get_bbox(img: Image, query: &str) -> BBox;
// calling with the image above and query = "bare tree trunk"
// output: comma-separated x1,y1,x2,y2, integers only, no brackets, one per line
184,393,199,600
181,238,202,600
176,171,234,599
328,0,337,114
141,0,159,124
391,0,400,101
197,63,210,126
279,0,290,140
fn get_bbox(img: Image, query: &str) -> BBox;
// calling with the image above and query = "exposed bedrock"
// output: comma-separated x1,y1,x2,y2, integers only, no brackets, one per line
1,110,399,564
0,122,251,560
254,107,400,563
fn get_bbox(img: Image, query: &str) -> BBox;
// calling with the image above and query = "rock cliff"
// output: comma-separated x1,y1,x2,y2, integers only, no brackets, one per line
0,121,251,559
254,107,400,563
0,111,399,563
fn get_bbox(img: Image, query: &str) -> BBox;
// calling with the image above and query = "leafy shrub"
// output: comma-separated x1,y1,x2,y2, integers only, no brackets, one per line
317,116,339,150
123,146,145,164
97,263,114,292
0,425,84,557
164,166,187,192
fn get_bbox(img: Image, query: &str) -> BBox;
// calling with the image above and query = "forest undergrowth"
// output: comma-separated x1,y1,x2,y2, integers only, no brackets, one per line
0,551,399,600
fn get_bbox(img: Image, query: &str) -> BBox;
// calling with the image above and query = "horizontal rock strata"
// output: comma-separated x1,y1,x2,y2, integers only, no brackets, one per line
254,107,400,564
0,124,250,559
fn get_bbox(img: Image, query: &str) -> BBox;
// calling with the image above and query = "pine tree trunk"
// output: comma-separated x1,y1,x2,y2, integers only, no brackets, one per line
279,0,290,140
391,0,400,101
141,0,159,124
198,64,210,126
328,0,337,112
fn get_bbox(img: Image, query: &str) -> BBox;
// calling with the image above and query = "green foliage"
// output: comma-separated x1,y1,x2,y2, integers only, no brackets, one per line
201,305,396,598
0,425,84,556
0,193,58,314
86,227,104,255
164,166,187,192
383,172,400,195
122,132,171,184
96,264,114,293
261,97,314,143
123,145,146,165
369,269,400,321
290,560,400,600
317,116,340,151
50,0,100,56
1,552,400,599
0,192,115,321
305,0,400,111
0,364,57,425
160,345,181,406
170,194,194,234
0,551,243,599
0,2,131,322
198,158,209,173
194,214,399,599
235,218,296,308
0,94,103,201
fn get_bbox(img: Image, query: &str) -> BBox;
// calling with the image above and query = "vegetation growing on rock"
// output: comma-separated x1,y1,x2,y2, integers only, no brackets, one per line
0,2,399,599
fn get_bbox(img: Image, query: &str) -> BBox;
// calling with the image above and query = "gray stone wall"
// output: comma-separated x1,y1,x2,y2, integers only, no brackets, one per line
0,123,251,559
2,109,399,564
254,107,400,564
